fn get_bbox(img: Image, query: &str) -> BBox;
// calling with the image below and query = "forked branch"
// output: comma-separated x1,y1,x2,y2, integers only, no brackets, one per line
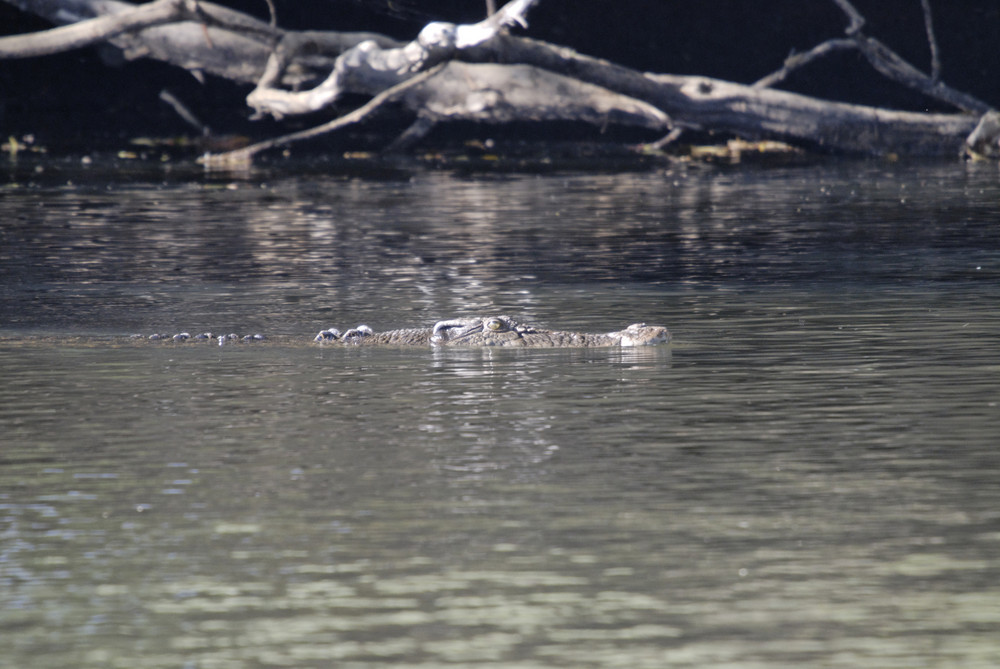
754,0,987,113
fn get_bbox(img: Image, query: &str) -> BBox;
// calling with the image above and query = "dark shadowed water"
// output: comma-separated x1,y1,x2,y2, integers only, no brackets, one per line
2,157,999,668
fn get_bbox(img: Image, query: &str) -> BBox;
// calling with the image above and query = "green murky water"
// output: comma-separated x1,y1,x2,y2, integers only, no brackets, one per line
2,160,999,667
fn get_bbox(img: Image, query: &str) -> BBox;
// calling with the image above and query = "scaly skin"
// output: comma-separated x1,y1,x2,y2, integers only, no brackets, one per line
313,319,481,346
430,316,671,347
316,316,670,348
338,326,434,345
121,317,669,348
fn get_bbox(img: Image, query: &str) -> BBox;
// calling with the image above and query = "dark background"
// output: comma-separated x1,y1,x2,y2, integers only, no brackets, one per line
1,0,998,150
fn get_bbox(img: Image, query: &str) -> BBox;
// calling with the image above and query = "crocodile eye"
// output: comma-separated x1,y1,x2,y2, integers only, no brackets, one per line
486,318,504,331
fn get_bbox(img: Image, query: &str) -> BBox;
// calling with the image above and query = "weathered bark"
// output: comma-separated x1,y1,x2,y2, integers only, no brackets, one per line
0,0,189,58
0,0,398,86
458,35,981,156
203,60,672,167
0,0,994,160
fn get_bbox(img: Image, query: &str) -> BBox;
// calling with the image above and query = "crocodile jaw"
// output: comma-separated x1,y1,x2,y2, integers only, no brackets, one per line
430,317,489,345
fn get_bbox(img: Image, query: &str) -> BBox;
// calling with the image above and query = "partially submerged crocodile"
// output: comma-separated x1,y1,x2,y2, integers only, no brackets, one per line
123,316,669,348
314,316,670,348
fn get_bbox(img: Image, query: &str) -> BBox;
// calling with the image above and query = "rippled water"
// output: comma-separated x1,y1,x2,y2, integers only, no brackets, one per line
2,158,1000,667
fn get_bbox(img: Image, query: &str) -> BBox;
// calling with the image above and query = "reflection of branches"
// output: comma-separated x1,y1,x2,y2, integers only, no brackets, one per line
755,0,988,113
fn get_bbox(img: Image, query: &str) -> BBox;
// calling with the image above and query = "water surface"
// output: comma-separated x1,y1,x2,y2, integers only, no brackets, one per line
2,159,999,667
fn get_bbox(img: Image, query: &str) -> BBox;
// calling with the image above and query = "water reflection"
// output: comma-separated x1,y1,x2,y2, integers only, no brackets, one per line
3,161,999,334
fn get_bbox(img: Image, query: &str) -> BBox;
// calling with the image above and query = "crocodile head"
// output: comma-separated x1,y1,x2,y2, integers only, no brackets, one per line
430,315,527,346
615,323,672,346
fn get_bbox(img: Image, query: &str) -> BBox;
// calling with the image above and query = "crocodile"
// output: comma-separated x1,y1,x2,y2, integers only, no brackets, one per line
314,316,670,348
121,316,669,348
314,324,435,346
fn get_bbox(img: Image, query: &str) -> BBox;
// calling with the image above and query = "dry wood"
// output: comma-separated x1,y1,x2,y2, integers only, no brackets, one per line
0,0,188,58
0,0,994,159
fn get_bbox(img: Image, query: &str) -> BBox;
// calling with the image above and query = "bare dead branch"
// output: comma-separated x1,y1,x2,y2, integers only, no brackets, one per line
753,38,856,89
159,89,208,134
462,35,981,155
1,0,995,159
389,62,671,151
245,0,541,119
920,0,941,81
201,63,448,169
852,33,989,113
754,0,988,114
0,0,393,87
830,0,865,35
644,127,684,151
0,0,187,58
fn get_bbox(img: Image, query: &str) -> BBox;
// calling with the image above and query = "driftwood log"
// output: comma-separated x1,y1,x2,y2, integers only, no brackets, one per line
2,0,997,164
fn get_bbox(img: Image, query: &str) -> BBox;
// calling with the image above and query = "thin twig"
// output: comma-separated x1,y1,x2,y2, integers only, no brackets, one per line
920,0,941,81
160,89,209,135
264,0,277,27
830,0,865,34
753,38,855,88
755,0,988,113
644,127,684,151
854,34,989,112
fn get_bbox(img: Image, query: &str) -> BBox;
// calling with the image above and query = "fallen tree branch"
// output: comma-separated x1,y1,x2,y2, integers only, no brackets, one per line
245,0,541,118
459,35,982,155
1,0,995,159
201,63,448,169
385,62,670,150
0,0,189,58
205,60,671,165
1,0,397,86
